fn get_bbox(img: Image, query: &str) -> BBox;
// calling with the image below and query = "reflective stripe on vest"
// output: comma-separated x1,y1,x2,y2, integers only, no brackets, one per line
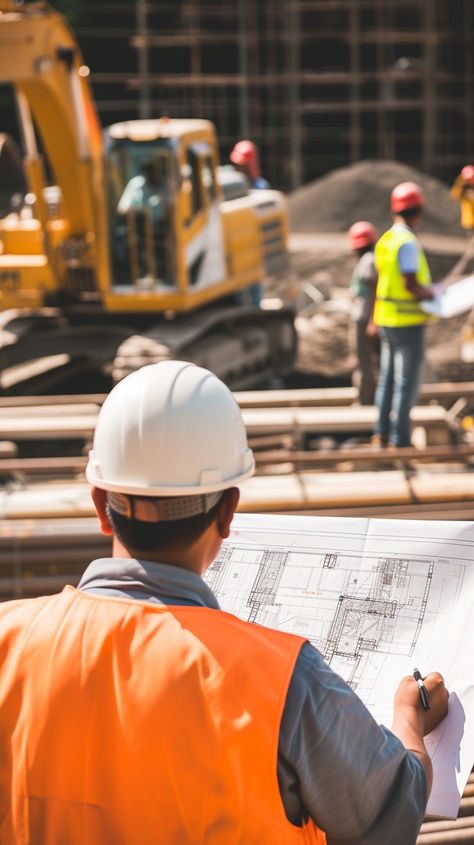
0,587,326,845
374,227,432,327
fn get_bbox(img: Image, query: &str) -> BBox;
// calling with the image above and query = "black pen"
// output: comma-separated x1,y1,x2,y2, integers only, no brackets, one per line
413,668,430,711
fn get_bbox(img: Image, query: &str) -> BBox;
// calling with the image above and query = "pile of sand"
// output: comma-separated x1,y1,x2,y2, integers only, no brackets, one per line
289,160,463,236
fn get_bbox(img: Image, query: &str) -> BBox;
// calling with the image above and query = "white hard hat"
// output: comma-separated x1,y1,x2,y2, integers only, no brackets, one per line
86,360,255,496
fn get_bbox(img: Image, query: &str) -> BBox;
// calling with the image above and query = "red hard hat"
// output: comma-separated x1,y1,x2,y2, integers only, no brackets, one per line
230,140,258,167
229,140,261,181
461,165,474,185
391,182,424,213
348,220,377,250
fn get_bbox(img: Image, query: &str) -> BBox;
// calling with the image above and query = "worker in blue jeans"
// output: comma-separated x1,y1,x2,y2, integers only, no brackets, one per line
370,182,436,447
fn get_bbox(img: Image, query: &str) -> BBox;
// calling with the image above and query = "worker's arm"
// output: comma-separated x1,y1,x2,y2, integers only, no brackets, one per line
398,240,435,301
365,258,379,336
278,643,447,845
391,672,449,796
403,272,435,301
117,176,144,214
450,175,463,202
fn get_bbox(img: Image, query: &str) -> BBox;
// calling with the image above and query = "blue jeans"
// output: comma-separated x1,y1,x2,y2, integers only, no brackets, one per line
374,324,426,447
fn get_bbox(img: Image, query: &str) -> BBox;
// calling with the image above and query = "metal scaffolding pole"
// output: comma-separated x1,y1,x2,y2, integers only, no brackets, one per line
287,1,303,190
349,0,361,163
422,0,436,173
136,0,151,119
238,0,250,138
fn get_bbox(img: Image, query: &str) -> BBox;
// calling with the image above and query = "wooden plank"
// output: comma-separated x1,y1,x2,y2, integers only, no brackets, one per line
0,441,17,458
254,444,474,467
236,386,358,408
0,415,97,440
411,472,474,504
0,404,100,417
239,382,474,409
0,403,452,442
0,482,95,519
1,443,472,479
0,394,106,408
0,457,88,475
3,471,474,519
0,381,473,411
242,404,451,436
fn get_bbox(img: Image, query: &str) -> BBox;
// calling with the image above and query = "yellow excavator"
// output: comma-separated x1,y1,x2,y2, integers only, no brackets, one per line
0,0,294,393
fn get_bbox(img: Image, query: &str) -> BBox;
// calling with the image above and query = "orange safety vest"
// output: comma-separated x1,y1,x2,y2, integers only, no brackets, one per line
0,586,326,845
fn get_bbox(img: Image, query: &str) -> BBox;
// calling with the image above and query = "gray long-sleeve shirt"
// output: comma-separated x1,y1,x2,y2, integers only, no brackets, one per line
78,557,427,844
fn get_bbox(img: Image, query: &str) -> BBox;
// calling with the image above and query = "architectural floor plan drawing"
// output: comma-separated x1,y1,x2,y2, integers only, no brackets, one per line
205,514,474,818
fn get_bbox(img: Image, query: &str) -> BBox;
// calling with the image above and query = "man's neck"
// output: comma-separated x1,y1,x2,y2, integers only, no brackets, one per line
393,214,418,231
111,536,209,576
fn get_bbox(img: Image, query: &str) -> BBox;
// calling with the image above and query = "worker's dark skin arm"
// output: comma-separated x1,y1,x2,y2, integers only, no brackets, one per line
403,272,435,301
366,275,378,336
391,672,449,796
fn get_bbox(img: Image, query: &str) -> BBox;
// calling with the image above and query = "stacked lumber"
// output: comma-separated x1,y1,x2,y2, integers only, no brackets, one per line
2,470,474,522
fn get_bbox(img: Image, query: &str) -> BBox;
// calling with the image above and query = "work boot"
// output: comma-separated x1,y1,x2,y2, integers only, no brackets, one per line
370,434,388,448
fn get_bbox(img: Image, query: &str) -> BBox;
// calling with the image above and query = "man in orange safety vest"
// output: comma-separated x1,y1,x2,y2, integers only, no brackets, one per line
0,361,448,844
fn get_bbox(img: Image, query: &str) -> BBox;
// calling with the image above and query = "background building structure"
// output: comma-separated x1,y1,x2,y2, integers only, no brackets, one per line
5,0,474,191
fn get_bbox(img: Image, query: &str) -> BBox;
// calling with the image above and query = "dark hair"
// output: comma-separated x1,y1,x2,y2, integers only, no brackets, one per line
398,206,423,222
107,498,223,554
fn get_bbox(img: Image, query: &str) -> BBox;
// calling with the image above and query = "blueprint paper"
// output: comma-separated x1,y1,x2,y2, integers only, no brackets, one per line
204,514,474,818
421,274,474,318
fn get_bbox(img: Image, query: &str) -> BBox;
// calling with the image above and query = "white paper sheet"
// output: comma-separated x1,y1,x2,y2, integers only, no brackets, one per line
204,514,474,818
421,274,474,318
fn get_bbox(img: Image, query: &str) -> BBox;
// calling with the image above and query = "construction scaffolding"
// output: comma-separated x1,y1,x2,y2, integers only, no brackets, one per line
16,0,474,191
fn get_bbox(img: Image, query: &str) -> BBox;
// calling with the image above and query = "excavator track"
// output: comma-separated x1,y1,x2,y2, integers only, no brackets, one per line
112,305,296,388
0,304,297,394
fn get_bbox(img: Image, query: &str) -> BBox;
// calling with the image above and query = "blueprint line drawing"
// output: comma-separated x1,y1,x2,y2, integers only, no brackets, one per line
204,513,474,818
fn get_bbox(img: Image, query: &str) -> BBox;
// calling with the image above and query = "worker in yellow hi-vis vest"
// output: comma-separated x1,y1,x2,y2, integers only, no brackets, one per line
451,165,474,232
371,182,437,447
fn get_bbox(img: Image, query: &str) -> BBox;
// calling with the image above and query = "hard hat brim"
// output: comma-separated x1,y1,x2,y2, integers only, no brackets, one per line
86,451,255,497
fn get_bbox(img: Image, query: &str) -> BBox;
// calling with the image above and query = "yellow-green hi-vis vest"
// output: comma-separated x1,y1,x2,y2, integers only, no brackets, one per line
374,227,433,327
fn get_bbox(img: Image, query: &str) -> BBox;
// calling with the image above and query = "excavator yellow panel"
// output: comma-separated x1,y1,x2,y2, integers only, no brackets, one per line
0,217,44,254
46,218,70,250
0,253,55,308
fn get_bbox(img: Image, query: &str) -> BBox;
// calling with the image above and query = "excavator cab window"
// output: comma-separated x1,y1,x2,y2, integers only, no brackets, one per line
185,148,203,218
183,143,217,221
202,155,216,204
106,138,177,290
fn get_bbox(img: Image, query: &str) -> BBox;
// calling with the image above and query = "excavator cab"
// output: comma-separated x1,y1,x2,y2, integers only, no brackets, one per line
105,135,177,290
102,121,230,307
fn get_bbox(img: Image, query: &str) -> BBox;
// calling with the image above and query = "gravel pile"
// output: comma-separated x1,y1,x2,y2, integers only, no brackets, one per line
289,160,463,236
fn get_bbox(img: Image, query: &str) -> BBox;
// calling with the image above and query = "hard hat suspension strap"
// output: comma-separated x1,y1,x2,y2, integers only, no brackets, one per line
107,490,223,523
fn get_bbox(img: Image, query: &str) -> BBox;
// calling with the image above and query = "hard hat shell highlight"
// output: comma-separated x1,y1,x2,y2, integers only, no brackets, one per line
230,140,258,166
86,361,255,496
391,182,424,213
348,221,377,250
461,165,474,185
230,140,260,180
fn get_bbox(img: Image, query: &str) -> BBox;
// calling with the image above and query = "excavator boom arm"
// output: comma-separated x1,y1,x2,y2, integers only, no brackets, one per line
0,0,108,281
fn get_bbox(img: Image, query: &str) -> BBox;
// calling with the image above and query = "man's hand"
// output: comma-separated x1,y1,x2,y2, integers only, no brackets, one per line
403,272,439,301
366,321,378,337
394,672,449,735
392,672,449,794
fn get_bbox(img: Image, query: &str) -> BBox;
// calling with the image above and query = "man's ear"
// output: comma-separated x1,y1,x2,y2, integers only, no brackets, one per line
216,488,240,539
91,487,113,536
